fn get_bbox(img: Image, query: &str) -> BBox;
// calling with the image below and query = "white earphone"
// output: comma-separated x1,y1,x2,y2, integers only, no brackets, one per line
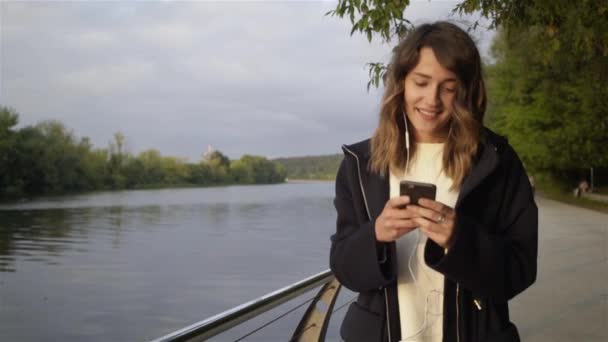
400,109,444,341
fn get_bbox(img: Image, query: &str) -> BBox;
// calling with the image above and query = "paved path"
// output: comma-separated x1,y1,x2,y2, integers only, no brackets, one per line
511,196,608,341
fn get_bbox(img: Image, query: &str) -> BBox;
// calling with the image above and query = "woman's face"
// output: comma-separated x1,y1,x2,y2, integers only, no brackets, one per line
403,47,458,143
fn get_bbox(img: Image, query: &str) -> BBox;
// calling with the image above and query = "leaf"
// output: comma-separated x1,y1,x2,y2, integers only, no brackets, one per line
350,22,359,36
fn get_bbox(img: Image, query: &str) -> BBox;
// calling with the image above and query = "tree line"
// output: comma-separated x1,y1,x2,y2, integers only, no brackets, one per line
484,4,608,187
273,154,343,180
0,106,286,200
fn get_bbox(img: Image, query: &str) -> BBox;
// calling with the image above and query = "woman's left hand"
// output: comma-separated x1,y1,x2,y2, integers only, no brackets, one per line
407,198,457,249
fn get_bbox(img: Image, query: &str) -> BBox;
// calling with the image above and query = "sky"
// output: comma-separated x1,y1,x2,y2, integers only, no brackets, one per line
0,0,494,161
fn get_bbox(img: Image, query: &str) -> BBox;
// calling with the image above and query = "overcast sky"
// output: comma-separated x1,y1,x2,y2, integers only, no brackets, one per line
0,0,493,161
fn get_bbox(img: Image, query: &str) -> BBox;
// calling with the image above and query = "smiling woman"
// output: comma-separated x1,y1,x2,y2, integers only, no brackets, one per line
370,22,486,189
330,21,537,342
402,47,457,144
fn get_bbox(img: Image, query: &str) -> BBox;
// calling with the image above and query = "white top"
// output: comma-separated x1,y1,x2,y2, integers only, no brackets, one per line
389,143,460,342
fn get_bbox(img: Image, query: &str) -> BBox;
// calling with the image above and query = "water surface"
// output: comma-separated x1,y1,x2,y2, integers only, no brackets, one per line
0,183,350,341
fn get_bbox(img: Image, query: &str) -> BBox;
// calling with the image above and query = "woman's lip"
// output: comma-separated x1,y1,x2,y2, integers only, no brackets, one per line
417,108,440,115
416,108,441,121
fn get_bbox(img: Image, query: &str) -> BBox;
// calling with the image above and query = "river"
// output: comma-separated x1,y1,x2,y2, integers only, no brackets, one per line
0,182,350,341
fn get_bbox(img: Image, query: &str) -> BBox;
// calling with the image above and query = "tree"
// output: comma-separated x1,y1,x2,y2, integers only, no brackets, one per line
0,107,19,195
160,156,189,184
230,155,286,184
187,163,212,185
327,0,608,88
329,0,608,183
203,150,231,183
80,146,108,190
137,149,164,184
0,107,286,199
487,26,608,178
107,132,128,189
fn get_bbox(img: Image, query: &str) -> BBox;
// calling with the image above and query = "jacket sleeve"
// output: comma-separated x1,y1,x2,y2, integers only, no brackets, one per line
424,145,538,302
329,158,395,292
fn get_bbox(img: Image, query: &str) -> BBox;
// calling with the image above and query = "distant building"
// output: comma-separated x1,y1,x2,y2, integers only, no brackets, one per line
203,144,216,161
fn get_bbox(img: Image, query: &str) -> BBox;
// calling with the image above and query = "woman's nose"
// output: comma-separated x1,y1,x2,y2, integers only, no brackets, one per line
425,86,442,106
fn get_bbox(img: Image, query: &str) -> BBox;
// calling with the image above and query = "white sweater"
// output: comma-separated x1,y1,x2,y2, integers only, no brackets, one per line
389,143,460,342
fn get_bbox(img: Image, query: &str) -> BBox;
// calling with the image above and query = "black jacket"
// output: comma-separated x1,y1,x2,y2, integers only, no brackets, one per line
330,128,538,342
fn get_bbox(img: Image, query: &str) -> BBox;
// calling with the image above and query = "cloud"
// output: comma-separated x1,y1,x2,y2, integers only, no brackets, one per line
1,1,492,160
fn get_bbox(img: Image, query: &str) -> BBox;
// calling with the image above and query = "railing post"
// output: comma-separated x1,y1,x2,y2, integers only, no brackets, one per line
291,277,342,342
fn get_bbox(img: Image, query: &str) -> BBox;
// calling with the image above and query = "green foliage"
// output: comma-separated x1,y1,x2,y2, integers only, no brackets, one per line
231,155,286,184
331,0,608,185
0,106,286,200
327,0,412,44
0,107,19,194
274,154,343,180
203,150,231,183
533,172,608,214
487,22,608,181
329,0,608,93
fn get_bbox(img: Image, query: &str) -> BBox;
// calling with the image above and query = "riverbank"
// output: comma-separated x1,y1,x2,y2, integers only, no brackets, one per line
0,181,287,204
286,179,334,183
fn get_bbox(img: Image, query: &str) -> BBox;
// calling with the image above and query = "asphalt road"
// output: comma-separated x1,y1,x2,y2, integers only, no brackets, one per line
511,196,608,341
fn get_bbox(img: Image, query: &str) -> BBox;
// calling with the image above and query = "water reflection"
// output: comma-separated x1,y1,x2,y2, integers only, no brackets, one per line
0,183,336,341
1,209,90,271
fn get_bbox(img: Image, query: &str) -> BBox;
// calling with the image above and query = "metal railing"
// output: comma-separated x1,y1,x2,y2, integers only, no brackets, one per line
151,269,343,342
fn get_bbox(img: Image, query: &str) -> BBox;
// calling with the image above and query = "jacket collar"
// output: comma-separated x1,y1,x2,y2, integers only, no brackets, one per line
342,128,507,214
456,128,507,207
341,140,388,220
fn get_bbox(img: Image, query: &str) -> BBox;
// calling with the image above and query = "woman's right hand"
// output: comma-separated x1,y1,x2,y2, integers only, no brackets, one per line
375,196,419,242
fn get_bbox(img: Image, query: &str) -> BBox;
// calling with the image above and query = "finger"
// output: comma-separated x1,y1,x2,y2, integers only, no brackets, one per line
386,218,417,230
386,196,410,209
415,217,455,247
392,219,419,231
419,226,448,247
417,198,446,212
408,205,446,223
387,207,419,220
412,216,441,234
418,198,455,217
378,221,403,241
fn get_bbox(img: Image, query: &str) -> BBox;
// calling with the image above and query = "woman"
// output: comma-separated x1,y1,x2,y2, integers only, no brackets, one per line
330,22,537,342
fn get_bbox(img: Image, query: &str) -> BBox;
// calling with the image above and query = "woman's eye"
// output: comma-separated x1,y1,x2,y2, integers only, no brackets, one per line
414,82,427,87
443,87,456,93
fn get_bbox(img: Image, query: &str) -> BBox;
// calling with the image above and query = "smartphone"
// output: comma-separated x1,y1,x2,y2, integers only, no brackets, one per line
400,180,437,205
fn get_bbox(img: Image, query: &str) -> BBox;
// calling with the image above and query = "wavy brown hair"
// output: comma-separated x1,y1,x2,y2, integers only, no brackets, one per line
370,21,486,189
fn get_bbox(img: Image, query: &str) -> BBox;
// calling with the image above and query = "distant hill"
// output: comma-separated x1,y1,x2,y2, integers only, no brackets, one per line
273,154,343,180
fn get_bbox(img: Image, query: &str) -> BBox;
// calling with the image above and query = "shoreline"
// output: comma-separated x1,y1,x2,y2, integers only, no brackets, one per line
286,179,335,183
0,181,287,205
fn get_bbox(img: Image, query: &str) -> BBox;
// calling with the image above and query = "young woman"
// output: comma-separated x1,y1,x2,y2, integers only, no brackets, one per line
330,22,538,342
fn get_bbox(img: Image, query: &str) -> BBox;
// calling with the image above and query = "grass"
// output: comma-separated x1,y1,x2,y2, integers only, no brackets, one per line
536,179,608,214
594,186,607,195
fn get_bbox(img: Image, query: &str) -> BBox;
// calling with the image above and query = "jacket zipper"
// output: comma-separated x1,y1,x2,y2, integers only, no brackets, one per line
384,288,392,342
343,146,393,342
456,283,460,342
342,146,371,219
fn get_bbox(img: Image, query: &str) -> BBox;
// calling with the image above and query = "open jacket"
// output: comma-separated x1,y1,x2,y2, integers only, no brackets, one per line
330,128,538,342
